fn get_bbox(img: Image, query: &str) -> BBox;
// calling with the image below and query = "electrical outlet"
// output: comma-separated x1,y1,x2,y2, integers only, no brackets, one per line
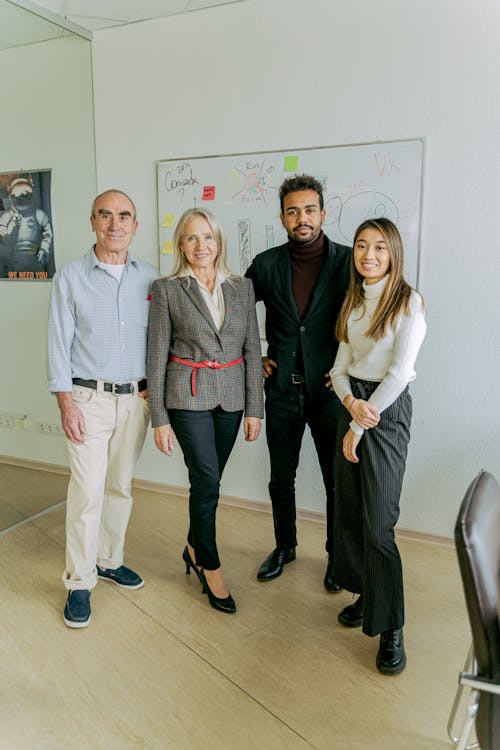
35,422,64,436
0,413,14,429
0,412,28,430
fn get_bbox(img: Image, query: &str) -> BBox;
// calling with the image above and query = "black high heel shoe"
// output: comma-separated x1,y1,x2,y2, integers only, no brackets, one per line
182,546,204,587
199,569,236,614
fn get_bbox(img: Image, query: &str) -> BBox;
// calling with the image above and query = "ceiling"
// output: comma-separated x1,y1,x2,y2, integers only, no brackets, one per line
5,0,253,36
0,0,73,50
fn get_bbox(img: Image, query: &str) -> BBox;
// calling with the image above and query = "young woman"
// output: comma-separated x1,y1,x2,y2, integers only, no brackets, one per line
147,209,263,614
330,217,426,674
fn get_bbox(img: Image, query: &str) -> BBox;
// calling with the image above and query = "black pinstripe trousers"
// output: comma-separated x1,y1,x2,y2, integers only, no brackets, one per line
333,378,412,637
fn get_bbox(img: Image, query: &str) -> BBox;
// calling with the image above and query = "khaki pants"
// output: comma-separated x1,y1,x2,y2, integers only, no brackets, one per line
62,384,150,591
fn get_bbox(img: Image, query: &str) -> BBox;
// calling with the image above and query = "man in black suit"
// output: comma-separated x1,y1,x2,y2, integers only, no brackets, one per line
246,174,350,589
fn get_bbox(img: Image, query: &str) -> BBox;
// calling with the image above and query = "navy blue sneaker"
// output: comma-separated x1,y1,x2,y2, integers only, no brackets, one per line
97,565,144,589
63,590,91,628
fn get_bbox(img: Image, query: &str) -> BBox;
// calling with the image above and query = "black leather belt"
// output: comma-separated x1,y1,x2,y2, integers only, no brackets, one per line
72,377,147,394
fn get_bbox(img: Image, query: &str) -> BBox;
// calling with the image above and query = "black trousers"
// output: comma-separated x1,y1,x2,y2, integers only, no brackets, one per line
333,379,412,637
265,381,340,553
169,407,243,570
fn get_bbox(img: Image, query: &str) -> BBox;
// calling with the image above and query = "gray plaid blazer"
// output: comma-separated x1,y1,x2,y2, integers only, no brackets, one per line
147,275,264,427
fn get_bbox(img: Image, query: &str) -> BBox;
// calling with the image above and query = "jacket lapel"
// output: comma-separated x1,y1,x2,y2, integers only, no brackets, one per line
303,240,337,320
219,280,236,334
277,245,300,321
181,278,221,339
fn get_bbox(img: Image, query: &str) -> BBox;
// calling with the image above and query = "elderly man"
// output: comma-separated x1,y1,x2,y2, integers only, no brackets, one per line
246,174,351,589
48,189,158,628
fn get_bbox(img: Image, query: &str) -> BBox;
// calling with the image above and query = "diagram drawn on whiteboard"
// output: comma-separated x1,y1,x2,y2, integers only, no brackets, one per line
228,158,282,206
157,139,423,286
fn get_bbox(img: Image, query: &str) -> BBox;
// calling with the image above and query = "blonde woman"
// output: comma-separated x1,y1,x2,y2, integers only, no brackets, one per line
331,218,426,674
147,209,263,614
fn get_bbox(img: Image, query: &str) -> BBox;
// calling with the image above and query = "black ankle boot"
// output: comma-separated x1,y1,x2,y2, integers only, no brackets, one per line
323,554,342,592
376,628,406,675
338,595,363,627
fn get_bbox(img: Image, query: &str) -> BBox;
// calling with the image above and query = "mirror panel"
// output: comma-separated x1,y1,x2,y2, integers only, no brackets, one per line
0,0,96,530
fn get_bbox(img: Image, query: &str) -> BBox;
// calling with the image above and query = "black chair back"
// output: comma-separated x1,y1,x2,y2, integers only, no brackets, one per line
455,470,500,749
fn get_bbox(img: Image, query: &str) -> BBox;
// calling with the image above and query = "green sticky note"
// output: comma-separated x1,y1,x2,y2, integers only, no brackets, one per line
284,155,299,172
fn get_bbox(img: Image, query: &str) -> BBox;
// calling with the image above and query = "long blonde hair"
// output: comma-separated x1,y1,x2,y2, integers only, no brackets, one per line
169,208,236,279
336,218,418,342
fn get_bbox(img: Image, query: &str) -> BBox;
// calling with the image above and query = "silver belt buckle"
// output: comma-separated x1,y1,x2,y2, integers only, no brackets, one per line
113,382,134,395
291,373,303,385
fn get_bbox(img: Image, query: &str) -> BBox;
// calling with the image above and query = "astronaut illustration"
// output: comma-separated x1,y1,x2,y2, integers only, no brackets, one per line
0,176,53,278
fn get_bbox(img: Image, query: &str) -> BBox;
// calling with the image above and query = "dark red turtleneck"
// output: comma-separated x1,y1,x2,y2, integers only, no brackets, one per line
288,230,327,319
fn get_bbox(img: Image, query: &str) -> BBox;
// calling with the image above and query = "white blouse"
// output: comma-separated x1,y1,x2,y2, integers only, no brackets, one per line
331,275,426,435
187,269,227,330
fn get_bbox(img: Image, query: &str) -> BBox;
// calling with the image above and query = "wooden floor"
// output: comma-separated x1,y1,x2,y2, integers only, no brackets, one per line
0,462,68,531
0,469,470,750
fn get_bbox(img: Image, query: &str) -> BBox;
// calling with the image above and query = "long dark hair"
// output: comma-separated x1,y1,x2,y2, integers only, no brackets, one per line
336,218,419,342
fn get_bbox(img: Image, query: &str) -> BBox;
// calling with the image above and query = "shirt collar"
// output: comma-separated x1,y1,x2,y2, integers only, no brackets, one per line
185,268,227,292
86,246,139,273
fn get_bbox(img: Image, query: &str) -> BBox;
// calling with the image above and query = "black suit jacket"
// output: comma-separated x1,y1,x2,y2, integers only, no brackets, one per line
246,237,351,401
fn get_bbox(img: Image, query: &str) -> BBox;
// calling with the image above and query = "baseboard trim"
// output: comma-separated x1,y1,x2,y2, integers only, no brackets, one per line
0,454,70,476
132,478,454,547
0,455,453,547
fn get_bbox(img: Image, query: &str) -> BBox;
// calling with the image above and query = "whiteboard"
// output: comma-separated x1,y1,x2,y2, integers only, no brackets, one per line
157,139,423,286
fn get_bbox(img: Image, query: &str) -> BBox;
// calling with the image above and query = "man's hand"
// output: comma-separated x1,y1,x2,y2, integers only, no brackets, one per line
244,417,261,442
343,428,362,463
56,393,86,444
154,424,174,456
262,357,277,379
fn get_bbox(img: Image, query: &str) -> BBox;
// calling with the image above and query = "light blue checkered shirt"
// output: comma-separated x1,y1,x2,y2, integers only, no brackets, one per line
48,248,159,392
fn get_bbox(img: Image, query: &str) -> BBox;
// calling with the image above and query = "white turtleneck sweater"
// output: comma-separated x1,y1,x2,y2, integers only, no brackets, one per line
330,275,426,435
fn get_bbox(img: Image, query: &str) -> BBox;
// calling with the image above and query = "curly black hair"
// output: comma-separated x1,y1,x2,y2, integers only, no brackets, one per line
279,173,324,212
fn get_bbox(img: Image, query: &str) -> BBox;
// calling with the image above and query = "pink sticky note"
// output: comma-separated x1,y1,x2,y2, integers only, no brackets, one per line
202,185,216,200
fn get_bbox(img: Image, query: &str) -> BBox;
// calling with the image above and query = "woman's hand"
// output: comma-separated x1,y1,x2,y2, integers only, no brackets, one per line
244,416,261,442
347,397,380,429
154,424,174,456
343,428,362,463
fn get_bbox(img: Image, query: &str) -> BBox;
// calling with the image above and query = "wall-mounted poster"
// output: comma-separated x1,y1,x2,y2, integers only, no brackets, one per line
0,169,55,280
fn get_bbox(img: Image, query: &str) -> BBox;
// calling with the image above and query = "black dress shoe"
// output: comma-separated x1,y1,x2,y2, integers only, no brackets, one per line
323,554,342,592
257,547,296,581
338,595,363,627
376,628,406,675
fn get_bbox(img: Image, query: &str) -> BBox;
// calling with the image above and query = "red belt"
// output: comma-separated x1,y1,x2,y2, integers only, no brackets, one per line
169,355,244,396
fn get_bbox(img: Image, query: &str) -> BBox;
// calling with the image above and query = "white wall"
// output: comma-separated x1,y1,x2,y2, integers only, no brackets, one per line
32,0,500,538
0,35,96,464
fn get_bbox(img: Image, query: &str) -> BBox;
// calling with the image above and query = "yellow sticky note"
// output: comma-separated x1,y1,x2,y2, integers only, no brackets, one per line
161,240,174,254
284,155,299,172
162,213,175,228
